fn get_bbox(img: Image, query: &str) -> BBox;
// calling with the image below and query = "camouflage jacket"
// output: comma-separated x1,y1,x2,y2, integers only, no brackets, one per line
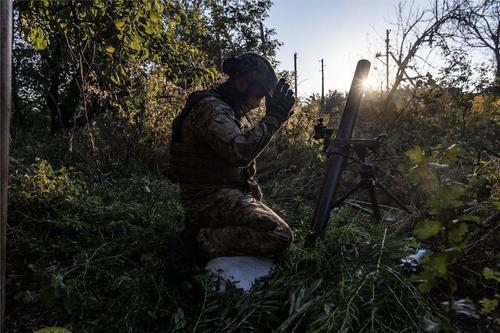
169,91,283,201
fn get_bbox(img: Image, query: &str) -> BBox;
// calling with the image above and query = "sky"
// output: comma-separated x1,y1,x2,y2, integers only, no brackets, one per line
264,0,499,97
266,0,402,97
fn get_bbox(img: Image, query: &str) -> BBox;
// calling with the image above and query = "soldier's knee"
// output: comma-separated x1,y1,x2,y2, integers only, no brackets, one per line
272,224,293,251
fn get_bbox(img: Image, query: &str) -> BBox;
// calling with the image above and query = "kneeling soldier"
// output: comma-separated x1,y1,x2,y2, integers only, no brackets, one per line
168,52,295,259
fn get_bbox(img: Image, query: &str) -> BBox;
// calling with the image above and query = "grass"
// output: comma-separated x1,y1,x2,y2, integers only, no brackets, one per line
5,97,498,332
6,157,438,332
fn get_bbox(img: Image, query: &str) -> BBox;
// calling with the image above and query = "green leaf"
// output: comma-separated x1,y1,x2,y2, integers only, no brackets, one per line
94,0,105,9
440,144,464,164
115,19,125,29
490,200,500,211
483,267,500,282
448,222,469,245
117,64,127,76
414,220,442,240
480,298,498,315
150,12,160,23
110,72,120,85
129,35,141,51
105,45,116,54
141,47,150,61
426,252,449,277
429,184,465,213
406,146,424,163
29,27,48,51
458,214,480,224
34,328,71,333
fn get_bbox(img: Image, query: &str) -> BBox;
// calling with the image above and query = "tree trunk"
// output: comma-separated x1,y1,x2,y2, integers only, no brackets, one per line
11,61,23,129
384,56,411,105
49,68,82,134
495,51,500,95
47,67,61,134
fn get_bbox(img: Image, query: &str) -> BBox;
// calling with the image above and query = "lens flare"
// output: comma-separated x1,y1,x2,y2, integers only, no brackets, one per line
361,77,377,90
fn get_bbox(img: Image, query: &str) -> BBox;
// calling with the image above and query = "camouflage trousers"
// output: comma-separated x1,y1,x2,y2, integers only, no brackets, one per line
182,188,293,259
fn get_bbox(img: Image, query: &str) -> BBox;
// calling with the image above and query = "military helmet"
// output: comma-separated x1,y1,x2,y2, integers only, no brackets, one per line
222,52,277,95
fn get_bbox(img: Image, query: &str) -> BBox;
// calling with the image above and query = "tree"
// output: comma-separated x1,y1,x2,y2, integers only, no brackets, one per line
452,0,500,94
14,0,281,134
15,0,213,133
202,0,281,67
384,0,463,104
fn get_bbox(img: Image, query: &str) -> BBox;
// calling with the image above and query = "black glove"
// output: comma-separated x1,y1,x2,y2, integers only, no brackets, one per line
265,78,295,123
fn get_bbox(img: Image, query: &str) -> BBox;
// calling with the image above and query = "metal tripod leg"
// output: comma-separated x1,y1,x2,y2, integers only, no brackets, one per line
375,181,410,213
331,178,382,222
344,201,373,215
367,180,381,221
330,181,364,210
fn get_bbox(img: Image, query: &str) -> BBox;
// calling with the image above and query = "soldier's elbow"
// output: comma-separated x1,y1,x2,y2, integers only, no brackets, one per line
231,156,253,168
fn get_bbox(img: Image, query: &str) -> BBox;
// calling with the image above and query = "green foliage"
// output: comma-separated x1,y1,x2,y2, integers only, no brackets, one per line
7,158,184,331
483,267,500,283
28,26,48,51
404,139,498,330
14,0,278,144
406,146,424,163
480,297,498,315
7,151,436,332
408,144,470,290
7,3,500,331
18,0,214,85
413,220,442,240
8,87,499,333
200,0,281,62
11,160,81,206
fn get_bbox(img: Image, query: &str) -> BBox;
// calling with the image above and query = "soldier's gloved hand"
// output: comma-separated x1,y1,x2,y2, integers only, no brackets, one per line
265,78,295,123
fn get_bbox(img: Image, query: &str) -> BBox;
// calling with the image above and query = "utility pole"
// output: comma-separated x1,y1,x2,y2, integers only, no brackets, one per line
0,1,13,331
320,59,325,113
385,29,390,91
294,52,298,97
376,29,391,92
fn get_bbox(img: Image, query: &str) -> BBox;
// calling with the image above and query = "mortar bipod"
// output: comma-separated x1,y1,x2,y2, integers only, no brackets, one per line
327,135,409,221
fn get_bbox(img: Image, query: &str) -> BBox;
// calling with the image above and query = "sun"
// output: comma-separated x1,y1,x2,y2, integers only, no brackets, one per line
361,76,379,91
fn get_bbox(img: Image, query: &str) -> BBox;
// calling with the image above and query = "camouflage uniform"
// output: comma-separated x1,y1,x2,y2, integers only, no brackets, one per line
169,93,293,259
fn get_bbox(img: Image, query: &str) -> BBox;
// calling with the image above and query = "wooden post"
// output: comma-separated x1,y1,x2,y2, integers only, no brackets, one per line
0,1,13,331
385,29,390,92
